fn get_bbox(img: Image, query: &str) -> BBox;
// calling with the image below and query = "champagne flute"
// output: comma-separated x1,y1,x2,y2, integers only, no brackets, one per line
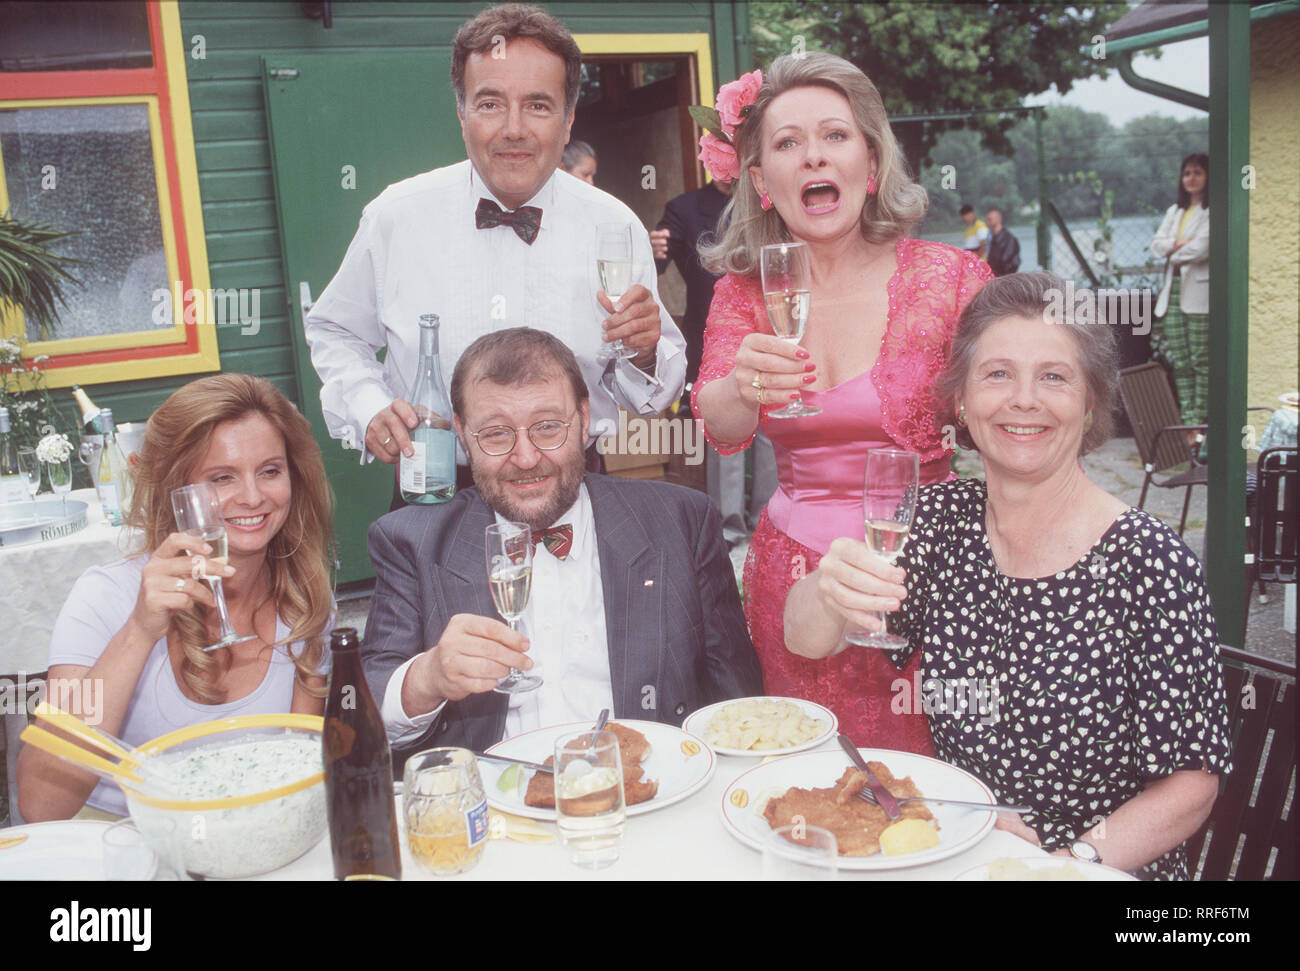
46,456,72,516
18,447,41,503
760,242,821,418
595,222,637,361
170,482,258,652
485,522,541,694
844,447,919,649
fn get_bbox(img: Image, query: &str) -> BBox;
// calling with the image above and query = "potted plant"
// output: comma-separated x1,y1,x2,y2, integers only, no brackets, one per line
0,211,82,453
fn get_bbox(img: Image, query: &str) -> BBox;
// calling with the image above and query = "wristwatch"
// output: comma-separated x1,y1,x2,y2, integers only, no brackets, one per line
1068,839,1102,864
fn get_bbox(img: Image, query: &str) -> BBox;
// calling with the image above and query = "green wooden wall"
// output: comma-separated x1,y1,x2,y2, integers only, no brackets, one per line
65,0,749,432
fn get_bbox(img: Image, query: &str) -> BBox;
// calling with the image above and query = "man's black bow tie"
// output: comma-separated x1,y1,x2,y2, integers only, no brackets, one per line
475,198,543,245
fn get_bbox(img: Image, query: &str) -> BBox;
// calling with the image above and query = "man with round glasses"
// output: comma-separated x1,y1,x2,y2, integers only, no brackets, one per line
361,328,761,753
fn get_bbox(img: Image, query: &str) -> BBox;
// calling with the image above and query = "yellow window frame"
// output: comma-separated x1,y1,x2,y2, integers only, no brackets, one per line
572,32,716,112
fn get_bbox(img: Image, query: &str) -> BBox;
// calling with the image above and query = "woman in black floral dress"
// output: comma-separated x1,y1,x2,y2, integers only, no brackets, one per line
784,272,1232,879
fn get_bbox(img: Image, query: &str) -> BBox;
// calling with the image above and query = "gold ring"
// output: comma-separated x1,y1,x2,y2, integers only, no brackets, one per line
174,578,186,591
381,436,393,446
756,386,767,406
751,373,764,391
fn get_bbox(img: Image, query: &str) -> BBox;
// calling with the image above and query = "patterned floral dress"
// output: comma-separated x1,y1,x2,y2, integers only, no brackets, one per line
891,479,1234,879
692,238,992,751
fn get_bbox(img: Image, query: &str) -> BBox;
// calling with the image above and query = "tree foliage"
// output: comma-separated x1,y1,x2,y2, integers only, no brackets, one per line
750,1,1127,165
915,106,1208,229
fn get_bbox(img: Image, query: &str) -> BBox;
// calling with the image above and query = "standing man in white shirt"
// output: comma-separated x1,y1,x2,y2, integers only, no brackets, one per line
362,328,760,757
305,3,685,480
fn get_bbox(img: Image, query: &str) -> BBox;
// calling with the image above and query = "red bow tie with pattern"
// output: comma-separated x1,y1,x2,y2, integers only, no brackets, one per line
475,198,543,245
534,524,573,560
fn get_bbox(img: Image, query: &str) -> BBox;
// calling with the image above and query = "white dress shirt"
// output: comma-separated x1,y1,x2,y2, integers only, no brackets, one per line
381,484,614,744
305,161,686,460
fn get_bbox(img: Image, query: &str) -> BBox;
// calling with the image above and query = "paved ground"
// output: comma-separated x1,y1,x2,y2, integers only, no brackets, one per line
337,435,1294,671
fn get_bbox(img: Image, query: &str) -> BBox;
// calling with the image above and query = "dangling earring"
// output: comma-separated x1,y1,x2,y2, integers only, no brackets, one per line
866,175,878,195
760,191,773,211
956,405,967,427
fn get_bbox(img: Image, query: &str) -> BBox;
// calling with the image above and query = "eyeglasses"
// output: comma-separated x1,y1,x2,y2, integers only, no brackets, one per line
470,415,574,456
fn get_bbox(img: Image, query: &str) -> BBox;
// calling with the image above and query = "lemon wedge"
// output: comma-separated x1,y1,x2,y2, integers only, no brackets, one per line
496,763,521,793
879,818,939,856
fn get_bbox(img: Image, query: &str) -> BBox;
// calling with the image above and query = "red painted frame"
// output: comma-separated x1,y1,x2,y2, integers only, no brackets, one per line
3,2,200,371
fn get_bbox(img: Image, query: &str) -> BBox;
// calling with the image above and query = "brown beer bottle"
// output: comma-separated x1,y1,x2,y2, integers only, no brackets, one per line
323,628,402,880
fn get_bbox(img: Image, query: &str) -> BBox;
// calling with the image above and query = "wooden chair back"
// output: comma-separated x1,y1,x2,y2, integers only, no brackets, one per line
1189,647,1295,880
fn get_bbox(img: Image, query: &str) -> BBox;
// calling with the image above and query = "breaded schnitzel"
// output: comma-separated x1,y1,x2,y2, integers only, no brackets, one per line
523,722,659,809
762,763,936,856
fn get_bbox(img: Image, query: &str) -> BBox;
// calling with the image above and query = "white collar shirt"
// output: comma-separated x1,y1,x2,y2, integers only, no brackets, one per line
380,484,613,745
305,161,686,461
495,484,613,737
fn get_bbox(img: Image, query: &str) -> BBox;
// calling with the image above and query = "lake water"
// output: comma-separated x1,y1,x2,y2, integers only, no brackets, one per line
921,213,1167,287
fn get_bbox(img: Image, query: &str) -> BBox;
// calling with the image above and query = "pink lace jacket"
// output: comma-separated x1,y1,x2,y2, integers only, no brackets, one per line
692,238,993,465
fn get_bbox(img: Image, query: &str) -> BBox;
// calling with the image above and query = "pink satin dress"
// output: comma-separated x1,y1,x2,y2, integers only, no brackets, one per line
693,238,993,751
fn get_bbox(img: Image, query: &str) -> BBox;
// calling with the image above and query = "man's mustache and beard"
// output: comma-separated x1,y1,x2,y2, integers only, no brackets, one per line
467,438,585,532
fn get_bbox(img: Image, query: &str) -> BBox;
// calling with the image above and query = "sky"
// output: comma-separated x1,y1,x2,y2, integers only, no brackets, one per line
1026,37,1210,125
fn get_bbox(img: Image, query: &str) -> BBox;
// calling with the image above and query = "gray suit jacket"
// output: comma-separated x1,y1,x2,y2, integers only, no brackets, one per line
362,473,761,767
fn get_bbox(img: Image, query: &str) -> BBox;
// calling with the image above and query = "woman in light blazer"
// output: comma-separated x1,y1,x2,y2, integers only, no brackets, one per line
1151,153,1210,441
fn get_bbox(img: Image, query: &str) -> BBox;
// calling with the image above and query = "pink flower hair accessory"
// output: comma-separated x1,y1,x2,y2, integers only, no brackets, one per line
689,69,763,183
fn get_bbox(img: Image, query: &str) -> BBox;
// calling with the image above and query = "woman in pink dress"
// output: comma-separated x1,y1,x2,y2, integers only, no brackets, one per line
693,53,991,752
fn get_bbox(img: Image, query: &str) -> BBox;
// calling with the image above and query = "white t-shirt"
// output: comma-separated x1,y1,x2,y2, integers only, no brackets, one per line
46,557,329,816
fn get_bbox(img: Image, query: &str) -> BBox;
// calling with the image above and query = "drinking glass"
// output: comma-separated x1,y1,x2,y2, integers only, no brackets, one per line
102,818,188,881
403,747,489,877
760,241,821,418
595,222,637,360
844,448,919,649
554,728,625,869
18,447,41,501
761,823,838,880
46,456,72,515
485,521,540,693
170,482,258,651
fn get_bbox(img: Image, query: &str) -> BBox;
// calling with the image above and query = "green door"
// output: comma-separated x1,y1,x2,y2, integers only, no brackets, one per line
262,54,462,583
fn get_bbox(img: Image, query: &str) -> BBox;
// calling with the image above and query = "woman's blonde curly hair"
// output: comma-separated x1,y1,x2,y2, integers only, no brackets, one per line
126,374,334,703
700,51,928,277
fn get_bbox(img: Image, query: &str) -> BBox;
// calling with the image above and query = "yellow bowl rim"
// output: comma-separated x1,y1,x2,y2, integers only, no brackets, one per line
125,714,324,812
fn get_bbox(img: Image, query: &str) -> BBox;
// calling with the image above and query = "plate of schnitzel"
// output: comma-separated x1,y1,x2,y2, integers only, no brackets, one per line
719,748,997,870
481,720,715,822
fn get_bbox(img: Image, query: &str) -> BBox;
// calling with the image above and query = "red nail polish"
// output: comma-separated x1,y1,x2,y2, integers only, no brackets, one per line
803,374,816,384
790,392,800,401
804,362,816,372
796,348,811,359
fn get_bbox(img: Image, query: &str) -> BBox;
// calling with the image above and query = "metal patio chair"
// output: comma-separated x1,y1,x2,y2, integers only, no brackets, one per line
1117,362,1206,535
1245,446,1298,629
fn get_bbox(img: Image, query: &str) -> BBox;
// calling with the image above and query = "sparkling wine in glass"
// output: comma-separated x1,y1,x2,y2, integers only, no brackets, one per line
486,522,541,694
18,447,41,503
595,222,637,361
170,482,258,652
47,456,73,516
760,242,821,418
844,448,919,649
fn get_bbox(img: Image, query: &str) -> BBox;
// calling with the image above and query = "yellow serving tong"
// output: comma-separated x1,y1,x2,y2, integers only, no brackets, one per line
31,701,146,769
20,703,173,798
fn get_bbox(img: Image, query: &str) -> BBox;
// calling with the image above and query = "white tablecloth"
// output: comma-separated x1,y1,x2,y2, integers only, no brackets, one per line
0,489,135,675
262,740,1051,881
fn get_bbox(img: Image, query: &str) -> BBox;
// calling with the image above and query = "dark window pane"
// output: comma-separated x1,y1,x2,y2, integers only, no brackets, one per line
1,104,168,340
0,2,151,73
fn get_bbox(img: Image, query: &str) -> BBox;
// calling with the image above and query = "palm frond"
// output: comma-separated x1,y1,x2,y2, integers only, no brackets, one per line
0,211,84,340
